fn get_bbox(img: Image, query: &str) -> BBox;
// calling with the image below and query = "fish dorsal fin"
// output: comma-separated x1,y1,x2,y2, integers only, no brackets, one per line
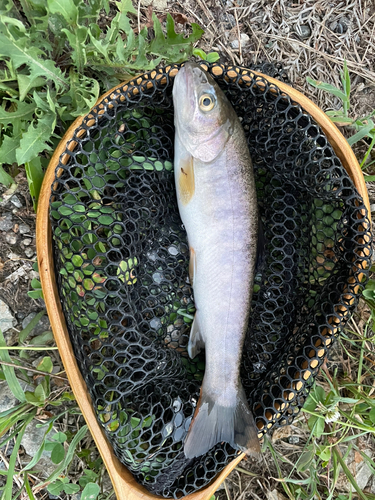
177,154,195,206
187,313,204,359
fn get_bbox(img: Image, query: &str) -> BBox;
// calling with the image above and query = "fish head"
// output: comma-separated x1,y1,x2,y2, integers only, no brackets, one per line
173,62,236,162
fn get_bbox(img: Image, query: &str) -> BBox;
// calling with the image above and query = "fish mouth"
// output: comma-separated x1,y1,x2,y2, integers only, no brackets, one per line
178,62,209,89
173,63,210,136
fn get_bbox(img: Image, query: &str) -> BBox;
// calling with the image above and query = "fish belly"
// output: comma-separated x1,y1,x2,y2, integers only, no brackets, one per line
175,133,257,403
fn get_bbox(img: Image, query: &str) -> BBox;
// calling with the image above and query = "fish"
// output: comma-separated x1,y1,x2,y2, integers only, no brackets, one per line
172,62,261,459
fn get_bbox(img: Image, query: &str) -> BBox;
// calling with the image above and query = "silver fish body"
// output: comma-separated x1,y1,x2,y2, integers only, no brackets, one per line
173,63,260,459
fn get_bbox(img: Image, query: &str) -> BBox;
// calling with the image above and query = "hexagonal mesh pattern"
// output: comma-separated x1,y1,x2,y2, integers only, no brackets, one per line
49,62,372,498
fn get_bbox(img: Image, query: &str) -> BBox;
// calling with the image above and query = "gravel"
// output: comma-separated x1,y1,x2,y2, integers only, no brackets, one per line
230,33,250,49
0,213,13,232
18,223,31,234
25,248,35,258
20,419,57,458
0,299,16,333
0,381,33,413
5,233,17,245
10,195,22,208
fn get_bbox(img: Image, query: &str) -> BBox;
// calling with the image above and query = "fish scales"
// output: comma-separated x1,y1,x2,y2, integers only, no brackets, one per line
173,63,260,459
188,145,256,400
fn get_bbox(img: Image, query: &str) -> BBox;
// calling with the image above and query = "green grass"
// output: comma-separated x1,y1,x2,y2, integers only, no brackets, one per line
255,316,375,500
0,0,218,208
307,61,375,177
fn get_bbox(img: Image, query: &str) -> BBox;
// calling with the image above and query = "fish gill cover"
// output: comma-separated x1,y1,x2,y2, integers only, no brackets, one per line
49,62,371,498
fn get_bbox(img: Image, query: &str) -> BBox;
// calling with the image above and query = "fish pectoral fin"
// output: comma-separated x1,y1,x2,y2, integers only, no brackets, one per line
177,154,195,206
189,247,196,286
188,313,204,359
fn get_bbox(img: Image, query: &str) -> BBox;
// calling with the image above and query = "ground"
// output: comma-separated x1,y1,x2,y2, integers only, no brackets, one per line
0,0,375,499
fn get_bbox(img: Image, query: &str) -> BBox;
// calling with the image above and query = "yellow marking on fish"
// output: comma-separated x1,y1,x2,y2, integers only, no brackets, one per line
178,156,195,205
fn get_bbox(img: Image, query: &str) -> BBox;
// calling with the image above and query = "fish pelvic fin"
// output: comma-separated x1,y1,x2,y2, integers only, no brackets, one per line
184,384,261,459
187,313,204,359
189,247,196,287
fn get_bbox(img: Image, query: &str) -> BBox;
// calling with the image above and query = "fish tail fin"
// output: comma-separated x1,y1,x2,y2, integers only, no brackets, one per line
184,384,260,459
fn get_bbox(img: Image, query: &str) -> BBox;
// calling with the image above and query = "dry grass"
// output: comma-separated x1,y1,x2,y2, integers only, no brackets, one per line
178,0,375,114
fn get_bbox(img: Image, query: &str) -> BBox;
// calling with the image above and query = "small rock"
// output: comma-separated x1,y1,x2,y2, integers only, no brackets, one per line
25,248,35,258
7,252,21,260
140,0,167,11
71,494,81,500
20,419,56,459
336,446,373,492
5,233,17,245
22,312,37,330
370,475,375,494
23,238,32,246
226,0,246,5
221,13,235,28
19,223,31,234
338,17,350,32
0,214,13,231
150,317,162,330
23,456,57,478
288,435,300,444
330,17,349,33
0,184,17,206
10,195,22,208
355,450,373,490
0,299,16,333
329,20,338,31
230,33,250,49
0,383,21,413
0,381,33,412
22,312,51,337
298,24,311,39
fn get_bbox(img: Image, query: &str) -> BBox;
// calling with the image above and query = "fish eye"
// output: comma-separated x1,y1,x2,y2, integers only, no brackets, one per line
199,93,215,112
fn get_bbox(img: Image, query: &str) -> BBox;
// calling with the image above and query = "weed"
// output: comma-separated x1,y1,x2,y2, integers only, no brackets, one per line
0,0,218,207
261,315,375,500
307,61,375,176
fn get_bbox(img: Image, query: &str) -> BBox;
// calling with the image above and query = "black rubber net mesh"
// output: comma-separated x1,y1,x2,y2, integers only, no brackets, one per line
49,62,372,498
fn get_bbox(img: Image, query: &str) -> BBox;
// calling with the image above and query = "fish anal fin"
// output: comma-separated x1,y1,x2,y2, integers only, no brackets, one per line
178,155,195,205
187,313,204,359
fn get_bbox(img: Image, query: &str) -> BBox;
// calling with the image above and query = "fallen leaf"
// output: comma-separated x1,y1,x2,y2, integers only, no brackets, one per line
271,425,291,442
172,12,189,25
267,489,289,500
